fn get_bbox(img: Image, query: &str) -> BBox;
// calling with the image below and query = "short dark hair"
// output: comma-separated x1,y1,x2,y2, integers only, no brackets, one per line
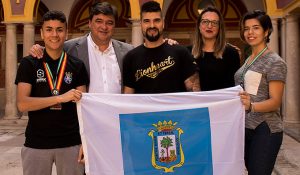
240,10,273,43
89,1,118,21
140,1,162,18
41,10,67,26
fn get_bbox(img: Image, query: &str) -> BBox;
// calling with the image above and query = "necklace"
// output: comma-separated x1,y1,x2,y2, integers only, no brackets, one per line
240,46,268,88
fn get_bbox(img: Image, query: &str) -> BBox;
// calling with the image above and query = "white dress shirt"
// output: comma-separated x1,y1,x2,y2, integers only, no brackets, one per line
87,34,121,93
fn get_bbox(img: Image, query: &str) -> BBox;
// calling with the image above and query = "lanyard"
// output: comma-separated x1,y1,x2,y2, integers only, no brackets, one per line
43,51,67,95
241,46,267,80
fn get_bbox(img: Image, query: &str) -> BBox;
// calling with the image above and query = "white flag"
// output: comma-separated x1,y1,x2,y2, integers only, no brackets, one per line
77,86,245,175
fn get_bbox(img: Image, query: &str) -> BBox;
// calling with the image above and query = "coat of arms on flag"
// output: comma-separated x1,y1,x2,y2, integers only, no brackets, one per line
148,120,184,172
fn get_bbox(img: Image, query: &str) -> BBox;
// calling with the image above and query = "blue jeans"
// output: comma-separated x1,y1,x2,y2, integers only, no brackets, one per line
245,121,283,175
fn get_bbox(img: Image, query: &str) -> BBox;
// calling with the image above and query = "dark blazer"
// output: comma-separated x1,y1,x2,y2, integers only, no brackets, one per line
64,34,134,77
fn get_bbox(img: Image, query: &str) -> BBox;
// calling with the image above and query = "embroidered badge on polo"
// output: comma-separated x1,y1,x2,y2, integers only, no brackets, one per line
64,72,73,84
36,69,46,83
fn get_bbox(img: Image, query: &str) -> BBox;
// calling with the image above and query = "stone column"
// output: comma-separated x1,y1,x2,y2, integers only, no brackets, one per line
131,19,143,47
21,23,35,120
280,18,286,60
4,23,19,119
1,37,5,70
280,18,287,118
23,23,35,57
284,15,300,123
268,18,279,54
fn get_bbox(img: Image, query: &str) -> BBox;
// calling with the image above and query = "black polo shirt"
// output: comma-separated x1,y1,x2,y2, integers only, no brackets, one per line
15,51,89,149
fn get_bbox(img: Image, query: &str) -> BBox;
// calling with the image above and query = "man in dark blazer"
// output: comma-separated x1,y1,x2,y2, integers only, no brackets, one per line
64,37,133,79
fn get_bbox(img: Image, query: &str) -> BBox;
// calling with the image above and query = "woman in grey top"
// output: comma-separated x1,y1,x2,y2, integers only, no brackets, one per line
235,10,287,175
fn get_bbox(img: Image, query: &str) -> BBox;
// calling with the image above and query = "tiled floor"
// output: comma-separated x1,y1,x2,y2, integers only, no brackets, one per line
0,120,299,175
284,123,300,142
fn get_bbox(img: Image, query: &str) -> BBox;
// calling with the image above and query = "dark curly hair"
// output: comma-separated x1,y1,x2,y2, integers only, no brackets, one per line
89,1,118,21
240,10,273,43
140,1,162,18
41,10,67,27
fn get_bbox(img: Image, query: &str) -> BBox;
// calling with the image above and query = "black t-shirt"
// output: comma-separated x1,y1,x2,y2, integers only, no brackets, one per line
15,51,89,149
194,44,240,91
123,43,198,93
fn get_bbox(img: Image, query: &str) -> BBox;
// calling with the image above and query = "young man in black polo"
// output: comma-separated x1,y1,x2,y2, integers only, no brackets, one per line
15,11,88,175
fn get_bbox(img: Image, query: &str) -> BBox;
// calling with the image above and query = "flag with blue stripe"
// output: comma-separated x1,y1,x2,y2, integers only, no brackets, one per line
77,86,245,175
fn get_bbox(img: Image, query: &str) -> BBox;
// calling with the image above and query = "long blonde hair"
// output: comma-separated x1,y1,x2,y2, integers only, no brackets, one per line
192,6,226,59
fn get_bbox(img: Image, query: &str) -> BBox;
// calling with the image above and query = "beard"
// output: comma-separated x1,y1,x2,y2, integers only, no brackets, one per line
144,28,161,42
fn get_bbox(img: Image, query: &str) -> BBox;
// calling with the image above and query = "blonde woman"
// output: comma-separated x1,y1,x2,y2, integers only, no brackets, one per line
191,6,240,91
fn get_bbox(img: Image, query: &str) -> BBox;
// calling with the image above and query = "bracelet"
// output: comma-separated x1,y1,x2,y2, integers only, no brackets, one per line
246,102,252,113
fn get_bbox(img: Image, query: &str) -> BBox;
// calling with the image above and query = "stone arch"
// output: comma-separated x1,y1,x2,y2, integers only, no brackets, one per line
0,1,49,35
163,0,248,46
1,0,38,22
33,2,49,34
164,0,247,30
0,1,48,89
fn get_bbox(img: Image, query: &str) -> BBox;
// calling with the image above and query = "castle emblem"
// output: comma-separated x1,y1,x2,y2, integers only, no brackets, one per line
148,120,185,172
64,72,73,84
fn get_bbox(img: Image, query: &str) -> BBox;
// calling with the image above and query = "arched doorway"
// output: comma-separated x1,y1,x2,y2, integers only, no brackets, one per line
164,0,247,48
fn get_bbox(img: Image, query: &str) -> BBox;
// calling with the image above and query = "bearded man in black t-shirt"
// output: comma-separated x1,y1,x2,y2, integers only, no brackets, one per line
15,11,88,175
123,1,200,94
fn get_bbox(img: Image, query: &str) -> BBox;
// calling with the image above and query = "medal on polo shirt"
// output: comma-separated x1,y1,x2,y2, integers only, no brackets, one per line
52,89,59,96
43,51,67,110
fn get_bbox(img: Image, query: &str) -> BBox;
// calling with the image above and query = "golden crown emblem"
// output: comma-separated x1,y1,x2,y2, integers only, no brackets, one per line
152,120,177,132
